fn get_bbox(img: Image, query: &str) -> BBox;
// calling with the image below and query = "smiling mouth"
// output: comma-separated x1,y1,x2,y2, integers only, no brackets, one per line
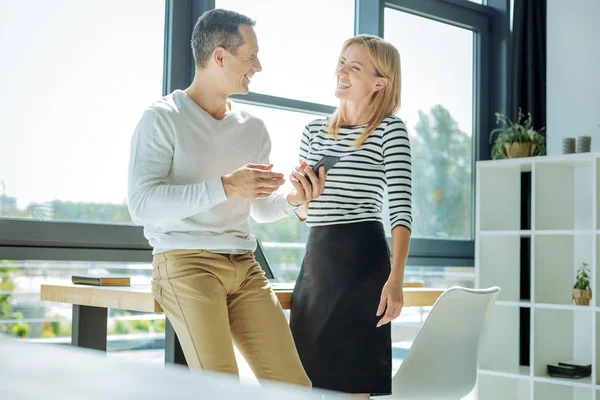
244,74,253,82
337,80,350,89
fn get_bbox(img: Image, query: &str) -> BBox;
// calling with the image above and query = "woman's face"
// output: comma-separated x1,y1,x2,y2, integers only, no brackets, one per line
334,43,382,103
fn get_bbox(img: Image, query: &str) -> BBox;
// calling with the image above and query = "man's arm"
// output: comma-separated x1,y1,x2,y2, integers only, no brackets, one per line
129,110,285,225
128,109,228,224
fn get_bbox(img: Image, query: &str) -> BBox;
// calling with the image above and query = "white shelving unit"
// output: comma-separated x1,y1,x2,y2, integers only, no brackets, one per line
476,153,599,400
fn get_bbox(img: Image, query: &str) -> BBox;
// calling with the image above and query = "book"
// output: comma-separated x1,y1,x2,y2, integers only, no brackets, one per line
72,275,130,287
547,363,591,379
558,360,592,372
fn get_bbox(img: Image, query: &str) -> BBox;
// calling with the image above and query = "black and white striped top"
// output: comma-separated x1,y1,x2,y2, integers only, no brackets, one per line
300,115,412,232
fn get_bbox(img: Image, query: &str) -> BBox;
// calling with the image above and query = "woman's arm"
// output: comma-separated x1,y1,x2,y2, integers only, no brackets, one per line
390,225,411,281
376,117,413,327
294,202,309,221
376,226,410,327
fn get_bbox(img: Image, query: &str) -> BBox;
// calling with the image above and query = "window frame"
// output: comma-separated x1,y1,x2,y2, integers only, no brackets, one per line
0,0,511,269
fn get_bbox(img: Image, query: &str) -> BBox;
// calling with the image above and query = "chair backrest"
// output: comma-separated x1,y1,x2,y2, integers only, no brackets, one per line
391,286,500,400
255,239,276,281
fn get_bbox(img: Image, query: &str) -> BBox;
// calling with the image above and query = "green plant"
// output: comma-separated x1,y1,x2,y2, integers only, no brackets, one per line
0,262,30,338
11,322,29,338
41,318,71,337
40,329,56,338
153,318,166,333
489,109,546,160
573,262,591,291
111,320,133,335
132,319,152,333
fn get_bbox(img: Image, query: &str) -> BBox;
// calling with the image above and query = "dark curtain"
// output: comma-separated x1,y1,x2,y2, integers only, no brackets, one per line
512,0,547,132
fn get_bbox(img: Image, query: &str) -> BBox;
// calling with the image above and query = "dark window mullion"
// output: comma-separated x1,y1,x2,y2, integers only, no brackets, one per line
231,92,335,116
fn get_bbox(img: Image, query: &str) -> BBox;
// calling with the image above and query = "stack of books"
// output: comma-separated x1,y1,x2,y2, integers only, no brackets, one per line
547,360,591,379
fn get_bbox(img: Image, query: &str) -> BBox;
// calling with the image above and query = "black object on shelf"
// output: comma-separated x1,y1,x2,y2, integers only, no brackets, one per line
547,360,592,379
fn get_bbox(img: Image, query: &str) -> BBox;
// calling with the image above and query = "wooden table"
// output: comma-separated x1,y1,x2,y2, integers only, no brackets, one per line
41,283,444,366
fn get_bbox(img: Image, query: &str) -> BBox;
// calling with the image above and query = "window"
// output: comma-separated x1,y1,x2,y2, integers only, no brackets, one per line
384,8,475,240
0,0,166,224
216,0,356,281
216,0,355,106
0,259,161,344
235,103,321,282
235,104,319,177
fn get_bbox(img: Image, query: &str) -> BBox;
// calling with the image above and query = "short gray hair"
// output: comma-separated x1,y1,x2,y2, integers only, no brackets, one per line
191,9,256,68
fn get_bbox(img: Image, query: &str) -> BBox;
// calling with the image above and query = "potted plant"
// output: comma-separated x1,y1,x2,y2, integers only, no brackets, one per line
489,109,547,160
573,262,592,306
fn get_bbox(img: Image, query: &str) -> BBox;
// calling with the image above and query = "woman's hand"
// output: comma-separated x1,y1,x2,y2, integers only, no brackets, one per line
376,275,404,327
287,159,327,206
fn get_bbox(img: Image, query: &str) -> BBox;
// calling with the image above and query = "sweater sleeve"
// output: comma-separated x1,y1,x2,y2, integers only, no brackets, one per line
382,117,413,232
250,123,297,223
127,108,227,225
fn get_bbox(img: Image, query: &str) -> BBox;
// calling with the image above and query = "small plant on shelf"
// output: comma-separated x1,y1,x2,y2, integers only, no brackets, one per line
572,262,592,306
489,109,546,160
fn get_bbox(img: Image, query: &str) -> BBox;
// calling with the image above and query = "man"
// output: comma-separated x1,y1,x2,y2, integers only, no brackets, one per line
127,9,324,386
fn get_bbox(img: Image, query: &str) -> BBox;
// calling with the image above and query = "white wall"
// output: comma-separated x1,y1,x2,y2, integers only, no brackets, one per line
547,0,600,155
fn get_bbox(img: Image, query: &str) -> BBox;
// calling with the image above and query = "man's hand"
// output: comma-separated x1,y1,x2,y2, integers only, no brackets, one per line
222,164,285,199
287,159,327,206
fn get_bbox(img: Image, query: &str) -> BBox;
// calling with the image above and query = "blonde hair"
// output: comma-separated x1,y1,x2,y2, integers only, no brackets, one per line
327,35,401,148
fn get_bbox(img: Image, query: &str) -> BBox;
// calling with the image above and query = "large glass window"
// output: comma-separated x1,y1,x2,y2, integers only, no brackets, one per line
384,8,475,240
0,0,166,224
235,103,321,282
216,0,354,106
0,259,160,344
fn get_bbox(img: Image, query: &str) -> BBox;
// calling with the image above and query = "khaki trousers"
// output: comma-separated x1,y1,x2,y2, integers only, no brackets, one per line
151,249,311,387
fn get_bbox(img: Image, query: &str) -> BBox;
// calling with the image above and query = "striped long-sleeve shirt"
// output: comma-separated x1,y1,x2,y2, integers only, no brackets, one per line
300,115,412,231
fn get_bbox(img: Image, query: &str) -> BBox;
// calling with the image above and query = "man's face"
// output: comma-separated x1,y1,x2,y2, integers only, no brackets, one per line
223,24,262,95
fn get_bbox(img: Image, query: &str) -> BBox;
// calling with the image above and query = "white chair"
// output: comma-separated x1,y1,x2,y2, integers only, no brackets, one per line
390,286,501,400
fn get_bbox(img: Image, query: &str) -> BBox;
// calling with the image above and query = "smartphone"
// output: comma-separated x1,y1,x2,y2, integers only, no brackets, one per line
311,155,340,176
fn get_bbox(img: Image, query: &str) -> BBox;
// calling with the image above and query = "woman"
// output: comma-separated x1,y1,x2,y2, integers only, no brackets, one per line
288,35,412,397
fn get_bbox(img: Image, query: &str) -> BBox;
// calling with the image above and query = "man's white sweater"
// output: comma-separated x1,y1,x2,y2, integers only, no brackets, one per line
128,89,295,254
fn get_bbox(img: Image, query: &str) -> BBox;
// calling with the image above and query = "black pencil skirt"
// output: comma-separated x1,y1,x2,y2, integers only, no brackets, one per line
289,221,392,396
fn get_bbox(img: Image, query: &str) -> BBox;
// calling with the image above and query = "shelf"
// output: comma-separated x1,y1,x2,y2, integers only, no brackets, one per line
479,366,531,380
597,158,600,231
535,230,596,236
478,157,535,171
596,315,600,383
479,235,523,302
534,309,593,382
480,230,532,236
478,373,531,400
535,235,593,305
476,152,599,168
478,166,523,231
534,303,595,311
534,375,593,389
534,381,593,400
477,152,598,399
496,300,532,308
480,306,524,373
479,230,596,236
596,236,600,309
534,162,594,231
